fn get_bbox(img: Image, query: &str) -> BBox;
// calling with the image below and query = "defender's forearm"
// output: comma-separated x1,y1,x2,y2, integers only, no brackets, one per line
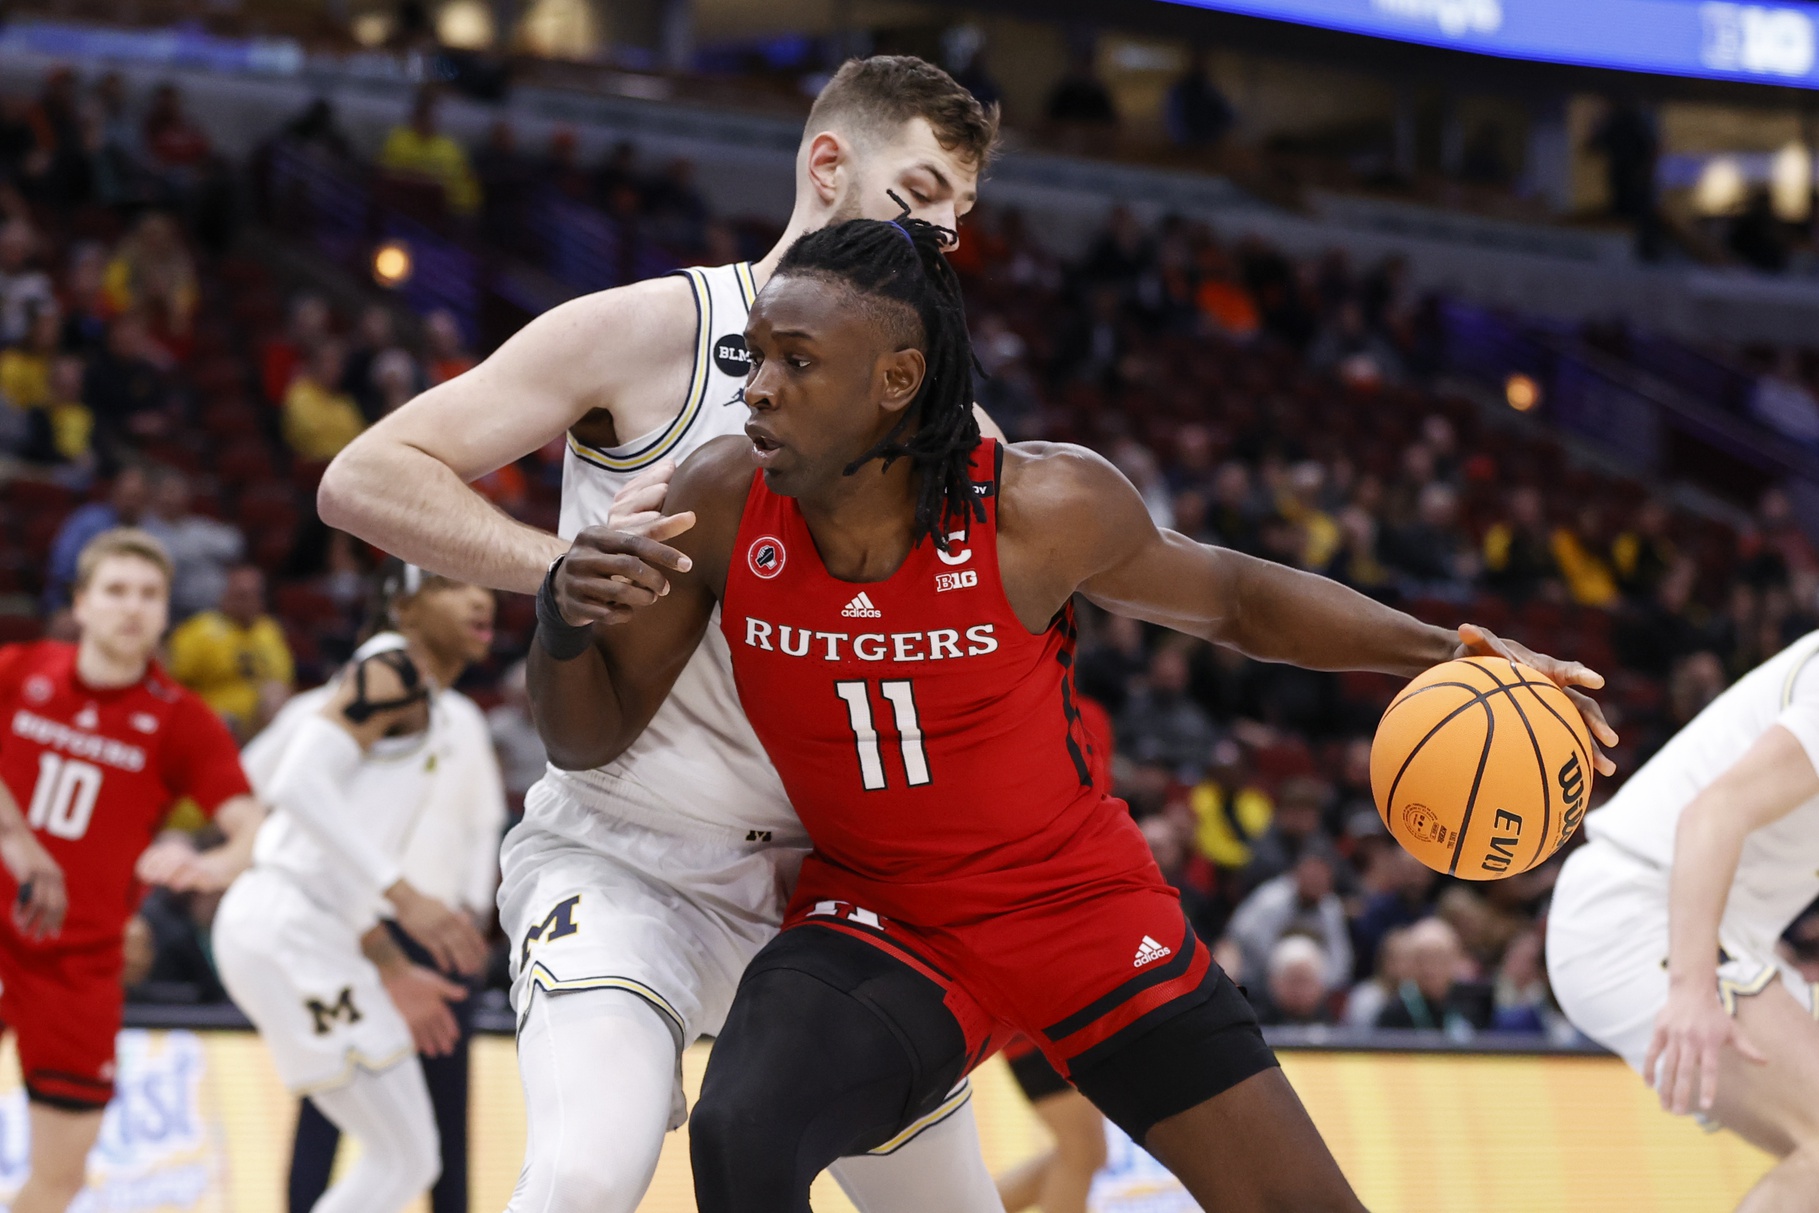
526,639,635,771
320,438,565,596
1224,552,1455,677
1664,797,1741,991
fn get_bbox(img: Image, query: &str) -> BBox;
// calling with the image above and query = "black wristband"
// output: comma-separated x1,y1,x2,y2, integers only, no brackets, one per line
535,557,595,661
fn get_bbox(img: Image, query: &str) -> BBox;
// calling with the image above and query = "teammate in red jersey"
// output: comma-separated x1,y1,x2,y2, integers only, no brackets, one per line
527,212,1617,1212
0,528,263,1213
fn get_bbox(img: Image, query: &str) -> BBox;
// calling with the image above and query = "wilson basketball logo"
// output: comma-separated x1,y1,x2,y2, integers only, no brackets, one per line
747,536,786,580
1400,802,1450,846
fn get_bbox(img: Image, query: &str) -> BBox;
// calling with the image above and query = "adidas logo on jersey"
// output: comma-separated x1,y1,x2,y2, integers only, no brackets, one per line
1133,935,1172,968
841,592,882,619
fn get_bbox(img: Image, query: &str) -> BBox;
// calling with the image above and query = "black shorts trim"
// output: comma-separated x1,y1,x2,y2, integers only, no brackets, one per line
1008,1048,1073,1103
1042,913,1195,1040
1069,960,1277,1143
25,1081,111,1112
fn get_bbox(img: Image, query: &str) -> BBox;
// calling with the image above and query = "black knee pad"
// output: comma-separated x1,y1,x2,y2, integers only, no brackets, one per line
691,926,970,1213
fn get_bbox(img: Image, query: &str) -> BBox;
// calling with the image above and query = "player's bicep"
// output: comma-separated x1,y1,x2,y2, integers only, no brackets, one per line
356,281,689,482
1710,715,1819,832
1047,452,1236,636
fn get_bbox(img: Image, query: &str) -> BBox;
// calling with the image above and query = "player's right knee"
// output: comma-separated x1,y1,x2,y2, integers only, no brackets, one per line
540,1157,649,1213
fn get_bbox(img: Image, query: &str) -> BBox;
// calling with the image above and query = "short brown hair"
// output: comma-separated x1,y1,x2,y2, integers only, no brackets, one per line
807,56,1000,172
74,527,173,593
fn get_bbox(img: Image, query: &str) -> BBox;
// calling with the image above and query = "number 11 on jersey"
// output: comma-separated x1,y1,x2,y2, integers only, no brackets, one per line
834,680,931,791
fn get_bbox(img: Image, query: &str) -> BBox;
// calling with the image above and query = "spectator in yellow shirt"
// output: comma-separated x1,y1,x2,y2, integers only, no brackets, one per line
1550,506,1620,608
167,564,295,741
379,86,481,216
0,301,58,408
281,339,366,461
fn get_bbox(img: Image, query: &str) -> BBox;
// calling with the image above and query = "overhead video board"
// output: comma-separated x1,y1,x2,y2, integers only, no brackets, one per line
1162,0,1819,87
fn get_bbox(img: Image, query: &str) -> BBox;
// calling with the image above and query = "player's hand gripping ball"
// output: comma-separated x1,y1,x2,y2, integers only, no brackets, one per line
1370,656,1594,879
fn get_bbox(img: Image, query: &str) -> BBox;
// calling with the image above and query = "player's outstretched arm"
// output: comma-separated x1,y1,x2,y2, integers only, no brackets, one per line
529,436,749,770
319,279,695,595
1645,724,1814,1115
1004,443,1458,674
1002,443,1615,763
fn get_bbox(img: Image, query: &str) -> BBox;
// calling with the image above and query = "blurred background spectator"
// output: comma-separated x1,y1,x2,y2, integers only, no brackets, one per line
167,563,295,742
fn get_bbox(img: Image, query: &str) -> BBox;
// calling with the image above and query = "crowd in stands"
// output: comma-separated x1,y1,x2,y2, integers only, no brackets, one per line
1,61,1815,1032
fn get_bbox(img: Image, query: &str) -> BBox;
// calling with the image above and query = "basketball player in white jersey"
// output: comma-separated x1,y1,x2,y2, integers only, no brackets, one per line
214,564,497,1213
1549,632,1819,1211
319,56,1007,1212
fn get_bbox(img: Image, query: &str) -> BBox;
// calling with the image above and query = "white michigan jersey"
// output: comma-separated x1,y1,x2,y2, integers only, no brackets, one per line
1585,628,1819,958
242,632,499,929
549,261,798,846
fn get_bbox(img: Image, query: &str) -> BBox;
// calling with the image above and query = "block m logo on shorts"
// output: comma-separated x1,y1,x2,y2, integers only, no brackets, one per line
520,895,582,967
305,987,362,1035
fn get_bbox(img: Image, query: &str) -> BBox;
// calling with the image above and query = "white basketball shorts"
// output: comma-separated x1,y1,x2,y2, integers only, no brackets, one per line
1547,837,1816,1077
215,867,414,1094
499,779,804,1049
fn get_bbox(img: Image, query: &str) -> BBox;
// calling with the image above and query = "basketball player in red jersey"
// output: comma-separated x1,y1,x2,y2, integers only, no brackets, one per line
0,528,263,1213
528,213,1617,1211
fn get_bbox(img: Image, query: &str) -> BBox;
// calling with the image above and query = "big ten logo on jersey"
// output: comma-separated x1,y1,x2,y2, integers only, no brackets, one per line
934,529,977,591
713,333,751,378
520,894,581,967
305,987,362,1036
742,619,998,662
0,1031,214,1206
806,900,887,933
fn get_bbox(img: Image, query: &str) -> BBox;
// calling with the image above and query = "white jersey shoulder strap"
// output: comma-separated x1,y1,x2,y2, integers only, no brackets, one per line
564,261,757,476
1780,630,1819,707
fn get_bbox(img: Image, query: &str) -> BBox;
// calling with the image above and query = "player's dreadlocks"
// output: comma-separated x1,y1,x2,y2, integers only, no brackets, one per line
774,193,983,551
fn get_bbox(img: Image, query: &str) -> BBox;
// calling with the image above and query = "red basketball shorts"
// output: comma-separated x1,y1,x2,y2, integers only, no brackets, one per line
0,934,124,1109
784,859,1214,1080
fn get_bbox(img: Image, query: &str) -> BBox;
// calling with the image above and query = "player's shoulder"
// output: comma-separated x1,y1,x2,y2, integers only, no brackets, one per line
437,687,488,731
997,441,1131,524
669,434,753,516
142,661,209,711
0,639,70,696
532,275,698,364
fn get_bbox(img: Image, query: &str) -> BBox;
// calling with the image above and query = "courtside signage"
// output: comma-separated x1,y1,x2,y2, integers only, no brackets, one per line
1162,0,1819,87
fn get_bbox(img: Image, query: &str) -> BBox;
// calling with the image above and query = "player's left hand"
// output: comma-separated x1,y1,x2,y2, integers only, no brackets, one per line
136,837,202,888
137,839,245,894
1455,623,1619,776
606,458,678,536
382,962,468,1057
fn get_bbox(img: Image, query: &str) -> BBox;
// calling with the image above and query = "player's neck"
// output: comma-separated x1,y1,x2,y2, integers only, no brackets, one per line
795,458,921,584
74,638,149,690
403,635,462,694
751,200,834,289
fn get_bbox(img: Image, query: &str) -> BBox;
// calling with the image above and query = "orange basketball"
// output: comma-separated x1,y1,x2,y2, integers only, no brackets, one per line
1369,656,1594,880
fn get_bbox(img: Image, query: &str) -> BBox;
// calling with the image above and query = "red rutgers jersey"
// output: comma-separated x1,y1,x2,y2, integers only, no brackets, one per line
0,641,251,951
723,440,1158,927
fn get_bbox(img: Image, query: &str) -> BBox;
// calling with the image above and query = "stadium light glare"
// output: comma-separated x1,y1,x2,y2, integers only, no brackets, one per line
1505,373,1541,412
372,241,413,288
